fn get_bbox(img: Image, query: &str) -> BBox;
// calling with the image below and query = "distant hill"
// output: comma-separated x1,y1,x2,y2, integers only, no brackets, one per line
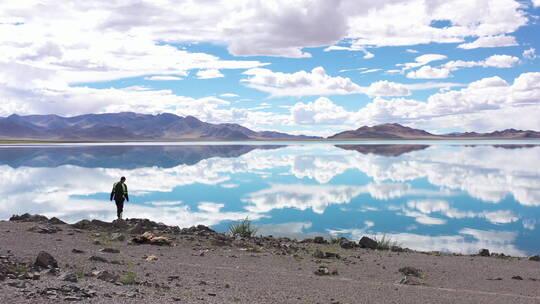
1,114,539,141
446,129,540,139
329,123,540,140
0,113,320,141
328,123,437,139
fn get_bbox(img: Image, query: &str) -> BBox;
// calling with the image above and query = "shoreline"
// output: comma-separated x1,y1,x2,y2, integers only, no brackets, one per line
2,138,540,145
2,214,540,303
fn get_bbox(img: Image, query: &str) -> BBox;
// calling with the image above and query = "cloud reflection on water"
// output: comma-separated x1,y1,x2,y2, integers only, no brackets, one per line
0,143,538,255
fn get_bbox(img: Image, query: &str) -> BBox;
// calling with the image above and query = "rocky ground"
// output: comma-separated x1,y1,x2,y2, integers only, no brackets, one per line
1,214,540,304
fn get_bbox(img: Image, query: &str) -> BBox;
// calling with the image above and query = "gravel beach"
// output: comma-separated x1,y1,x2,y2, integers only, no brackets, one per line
1,214,540,304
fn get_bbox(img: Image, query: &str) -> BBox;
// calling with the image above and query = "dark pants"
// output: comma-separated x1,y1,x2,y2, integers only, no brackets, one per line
115,199,125,218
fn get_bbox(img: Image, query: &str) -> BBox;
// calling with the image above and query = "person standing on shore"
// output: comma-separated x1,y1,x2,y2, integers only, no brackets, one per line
110,176,129,220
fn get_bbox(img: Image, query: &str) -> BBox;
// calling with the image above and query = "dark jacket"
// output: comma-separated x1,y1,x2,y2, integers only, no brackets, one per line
110,182,129,201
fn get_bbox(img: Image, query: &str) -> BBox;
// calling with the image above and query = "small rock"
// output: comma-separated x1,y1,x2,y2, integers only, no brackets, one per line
399,276,423,285
144,255,158,261
359,236,378,249
399,266,422,277
478,248,490,256
512,275,523,280
71,249,85,254
8,281,27,289
88,256,108,263
487,277,503,281
314,266,330,276
110,233,126,242
125,291,137,298
96,271,119,283
100,248,120,254
528,255,540,261
64,296,82,301
24,272,41,280
35,251,58,269
45,268,60,276
61,272,78,283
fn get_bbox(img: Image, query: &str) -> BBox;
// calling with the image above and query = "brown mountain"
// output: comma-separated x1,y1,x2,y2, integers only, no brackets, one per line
447,129,540,139
328,123,436,139
0,113,320,141
330,124,540,139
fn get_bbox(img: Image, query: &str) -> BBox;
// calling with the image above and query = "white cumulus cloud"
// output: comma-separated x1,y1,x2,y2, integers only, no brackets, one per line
458,35,518,49
196,69,225,79
407,66,452,79
145,75,184,81
291,97,352,125
523,48,537,60
444,54,520,70
366,80,411,97
241,66,364,97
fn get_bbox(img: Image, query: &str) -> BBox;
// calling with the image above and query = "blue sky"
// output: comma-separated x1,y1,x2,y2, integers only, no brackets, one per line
0,0,539,135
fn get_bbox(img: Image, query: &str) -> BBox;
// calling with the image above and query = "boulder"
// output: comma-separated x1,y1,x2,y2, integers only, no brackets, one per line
35,251,58,269
339,238,356,249
478,248,490,256
313,236,327,244
529,255,540,261
359,236,378,249
180,225,215,236
390,245,405,252
10,213,49,223
131,232,172,246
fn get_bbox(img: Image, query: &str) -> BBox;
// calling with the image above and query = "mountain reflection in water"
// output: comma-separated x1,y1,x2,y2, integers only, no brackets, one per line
0,143,539,256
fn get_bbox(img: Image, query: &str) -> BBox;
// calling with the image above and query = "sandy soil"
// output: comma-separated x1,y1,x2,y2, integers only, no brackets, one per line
1,216,540,304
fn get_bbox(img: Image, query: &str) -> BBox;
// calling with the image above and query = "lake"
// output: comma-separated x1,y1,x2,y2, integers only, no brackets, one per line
1,141,539,256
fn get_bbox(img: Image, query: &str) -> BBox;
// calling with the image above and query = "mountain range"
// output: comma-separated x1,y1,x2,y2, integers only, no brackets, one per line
0,113,318,141
328,123,540,139
0,113,539,141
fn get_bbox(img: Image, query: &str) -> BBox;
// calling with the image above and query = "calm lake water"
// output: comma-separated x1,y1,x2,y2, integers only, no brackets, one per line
1,141,539,256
